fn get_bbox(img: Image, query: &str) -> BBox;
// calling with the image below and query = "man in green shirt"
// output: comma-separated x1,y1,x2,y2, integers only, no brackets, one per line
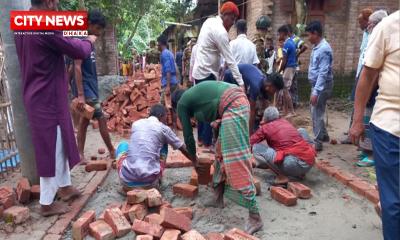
172,81,263,235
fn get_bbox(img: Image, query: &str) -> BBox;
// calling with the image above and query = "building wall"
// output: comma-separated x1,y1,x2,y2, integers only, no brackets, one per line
95,25,118,76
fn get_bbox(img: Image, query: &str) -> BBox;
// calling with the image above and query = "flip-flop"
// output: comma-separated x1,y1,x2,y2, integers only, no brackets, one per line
357,152,368,160
356,157,375,167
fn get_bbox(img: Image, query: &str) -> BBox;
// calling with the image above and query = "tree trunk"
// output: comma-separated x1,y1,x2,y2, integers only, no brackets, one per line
122,15,143,53
0,0,39,183
78,0,86,10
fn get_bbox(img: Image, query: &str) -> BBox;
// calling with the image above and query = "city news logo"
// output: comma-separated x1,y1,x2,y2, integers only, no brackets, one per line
10,11,88,37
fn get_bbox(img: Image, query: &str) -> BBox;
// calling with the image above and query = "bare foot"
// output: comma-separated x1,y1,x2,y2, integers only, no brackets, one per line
273,175,289,185
58,186,82,202
245,213,263,235
40,202,71,217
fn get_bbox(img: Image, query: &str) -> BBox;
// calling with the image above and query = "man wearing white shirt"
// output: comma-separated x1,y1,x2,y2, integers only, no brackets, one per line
230,20,260,65
192,1,244,87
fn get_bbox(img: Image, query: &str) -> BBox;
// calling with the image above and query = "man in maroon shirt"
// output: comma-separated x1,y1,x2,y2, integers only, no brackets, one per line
250,107,316,184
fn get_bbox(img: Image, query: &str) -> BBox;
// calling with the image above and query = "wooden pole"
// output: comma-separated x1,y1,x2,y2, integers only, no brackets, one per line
0,0,39,183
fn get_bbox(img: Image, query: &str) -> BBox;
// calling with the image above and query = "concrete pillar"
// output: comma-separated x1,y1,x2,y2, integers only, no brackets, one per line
0,0,39,184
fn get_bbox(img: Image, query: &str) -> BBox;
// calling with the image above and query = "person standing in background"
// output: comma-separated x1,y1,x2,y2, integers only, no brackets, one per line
146,40,161,65
306,21,334,152
175,47,184,84
350,10,400,240
230,19,259,65
182,38,196,88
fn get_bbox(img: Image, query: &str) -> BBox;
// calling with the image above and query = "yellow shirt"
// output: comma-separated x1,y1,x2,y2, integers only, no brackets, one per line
122,64,128,76
364,10,400,137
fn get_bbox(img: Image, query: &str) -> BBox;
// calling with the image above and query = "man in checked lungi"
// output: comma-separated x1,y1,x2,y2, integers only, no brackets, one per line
172,81,263,235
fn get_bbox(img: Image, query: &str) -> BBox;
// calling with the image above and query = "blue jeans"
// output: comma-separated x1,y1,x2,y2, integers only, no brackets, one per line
310,82,333,143
371,124,400,240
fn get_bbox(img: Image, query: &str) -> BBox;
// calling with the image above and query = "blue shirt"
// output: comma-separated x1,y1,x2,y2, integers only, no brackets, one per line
224,64,264,101
160,49,178,87
175,51,183,70
70,48,99,99
356,31,369,78
308,39,334,96
283,38,297,68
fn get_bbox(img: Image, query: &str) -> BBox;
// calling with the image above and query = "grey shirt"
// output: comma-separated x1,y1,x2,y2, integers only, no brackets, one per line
121,116,183,183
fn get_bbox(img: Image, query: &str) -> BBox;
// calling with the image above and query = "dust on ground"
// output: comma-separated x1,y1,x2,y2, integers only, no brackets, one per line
61,105,382,240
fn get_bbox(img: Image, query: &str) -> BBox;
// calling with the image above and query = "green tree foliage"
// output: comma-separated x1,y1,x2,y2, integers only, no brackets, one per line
59,0,195,58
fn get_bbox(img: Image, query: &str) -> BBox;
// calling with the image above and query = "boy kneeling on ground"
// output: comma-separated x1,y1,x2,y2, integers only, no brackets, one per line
250,107,317,185
116,104,195,192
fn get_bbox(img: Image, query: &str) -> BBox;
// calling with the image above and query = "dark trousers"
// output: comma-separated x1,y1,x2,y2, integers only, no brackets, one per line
371,124,400,240
195,74,216,146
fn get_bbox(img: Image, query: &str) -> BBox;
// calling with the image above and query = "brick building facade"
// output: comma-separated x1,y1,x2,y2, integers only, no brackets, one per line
229,0,398,73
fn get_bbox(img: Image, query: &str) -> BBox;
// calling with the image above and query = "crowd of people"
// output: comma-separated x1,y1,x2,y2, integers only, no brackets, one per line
13,0,399,238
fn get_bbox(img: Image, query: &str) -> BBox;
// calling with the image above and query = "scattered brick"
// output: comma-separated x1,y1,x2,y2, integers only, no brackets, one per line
0,186,15,209
72,210,96,240
330,139,338,145
160,207,191,232
92,120,99,129
146,188,163,207
30,185,40,200
173,207,193,219
16,178,31,204
224,228,260,240
365,189,380,204
98,202,123,220
205,232,225,240
128,203,148,222
137,235,154,240
89,220,115,240
98,148,106,155
104,208,131,237
254,177,261,196
132,219,164,238
160,229,181,240
270,186,297,206
91,156,98,161
120,201,132,220
173,183,198,198
127,189,148,204
85,160,108,172
190,169,199,186
145,213,163,225
181,230,206,240
3,206,30,224
319,164,340,176
333,171,356,185
287,182,312,199
348,180,374,196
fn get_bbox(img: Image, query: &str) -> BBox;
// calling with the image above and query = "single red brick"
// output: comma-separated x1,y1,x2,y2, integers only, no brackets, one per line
92,120,99,129
30,185,40,200
16,178,31,204
173,207,193,219
98,202,123,220
319,165,340,176
287,182,312,199
166,157,192,168
348,180,374,197
160,229,181,240
72,210,96,240
160,207,191,232
98,148,106,155
270,186,297,206
128,203,148,222
104,208,131,237
146,188,163,207
120,201,132,220
0,186,15,209
254,177,261,196
315,160,332,170
334,171,356,185
181,230,206,240
330,139,338,145
127,189,147,204
85,160,108,172
89,220,115,240
190,169,199,186
3,206,30,224
224,228,260,240
173,183,198,198
145,213,163,225
137,235,154,240
365,189,380,204
132,219,164,238
205,232,225,240
197,155,213,185
91,156,98,161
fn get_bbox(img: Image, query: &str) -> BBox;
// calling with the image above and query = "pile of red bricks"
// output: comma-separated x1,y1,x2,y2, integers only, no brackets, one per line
72,187,260,240
102,65,163,137
0,178,39,225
